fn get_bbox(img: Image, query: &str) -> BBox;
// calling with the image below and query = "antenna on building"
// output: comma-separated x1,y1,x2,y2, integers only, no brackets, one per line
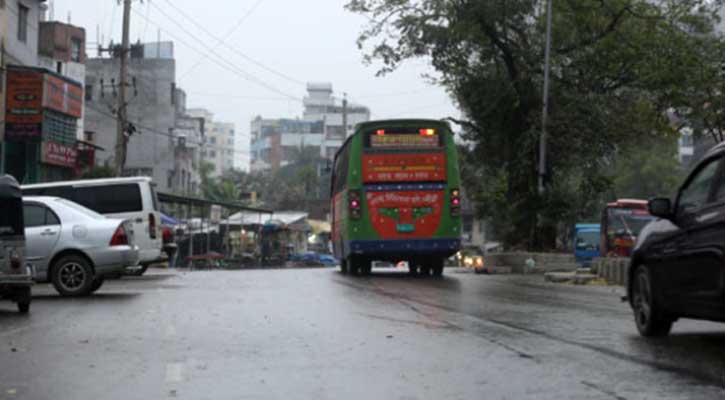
157,28,161,58
67,11,71,24
49,0,54,21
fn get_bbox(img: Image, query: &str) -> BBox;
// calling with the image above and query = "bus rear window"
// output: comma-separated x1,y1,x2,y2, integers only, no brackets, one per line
364,127,443,149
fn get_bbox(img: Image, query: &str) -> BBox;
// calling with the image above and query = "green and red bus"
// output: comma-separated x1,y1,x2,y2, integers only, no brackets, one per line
330,119,462,276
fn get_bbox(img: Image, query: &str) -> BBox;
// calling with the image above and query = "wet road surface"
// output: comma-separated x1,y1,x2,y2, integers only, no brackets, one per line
2,267,725,399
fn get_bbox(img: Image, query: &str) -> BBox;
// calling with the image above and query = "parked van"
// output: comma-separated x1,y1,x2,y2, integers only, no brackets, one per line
22,177,162,275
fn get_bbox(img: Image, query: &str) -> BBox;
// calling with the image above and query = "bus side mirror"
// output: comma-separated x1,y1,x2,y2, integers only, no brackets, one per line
648,197,672,219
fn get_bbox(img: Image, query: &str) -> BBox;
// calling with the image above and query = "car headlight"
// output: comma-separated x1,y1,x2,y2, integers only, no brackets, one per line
475,257,484,267
464,256,473,266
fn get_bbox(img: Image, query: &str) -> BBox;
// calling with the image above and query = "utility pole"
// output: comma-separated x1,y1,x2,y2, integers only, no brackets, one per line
538,0,553,195
342,93,348,138
115,0,132,176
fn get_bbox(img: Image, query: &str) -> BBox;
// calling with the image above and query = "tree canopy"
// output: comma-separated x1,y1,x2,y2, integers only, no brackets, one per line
347,0,725,249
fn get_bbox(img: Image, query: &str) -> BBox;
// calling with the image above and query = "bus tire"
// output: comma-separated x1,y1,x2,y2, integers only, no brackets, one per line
340,259,348,275
361,261,372,276
432,263,444,277
348,257,360,276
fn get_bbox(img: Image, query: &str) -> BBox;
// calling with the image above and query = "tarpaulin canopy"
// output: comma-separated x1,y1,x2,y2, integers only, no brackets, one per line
160,212,183,226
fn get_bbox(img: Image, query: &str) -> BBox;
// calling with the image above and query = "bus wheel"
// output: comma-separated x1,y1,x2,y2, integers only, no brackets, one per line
432,259,444,277
348,257,360,276
360,261,372,276
340,259,348,275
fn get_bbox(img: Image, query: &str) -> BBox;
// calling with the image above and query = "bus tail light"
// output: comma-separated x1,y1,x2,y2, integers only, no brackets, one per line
419,128,436,136
349,190,362,219
451,188,461,216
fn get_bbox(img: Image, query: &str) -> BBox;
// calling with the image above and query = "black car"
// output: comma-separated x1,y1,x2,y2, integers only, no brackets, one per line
629,142,725,337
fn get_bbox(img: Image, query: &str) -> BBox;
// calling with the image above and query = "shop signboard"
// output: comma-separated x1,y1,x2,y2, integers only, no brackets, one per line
41,141,78,168
5,70,43,140
43,74,83,118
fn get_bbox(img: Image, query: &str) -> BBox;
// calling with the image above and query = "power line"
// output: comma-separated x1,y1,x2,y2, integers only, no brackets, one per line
164,0,292,83
130,6,303,102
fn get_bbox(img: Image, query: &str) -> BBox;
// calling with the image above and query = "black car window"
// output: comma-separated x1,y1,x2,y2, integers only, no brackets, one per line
23,205,47,228
678,158,721,214
73,184,142,214
23,204,60,228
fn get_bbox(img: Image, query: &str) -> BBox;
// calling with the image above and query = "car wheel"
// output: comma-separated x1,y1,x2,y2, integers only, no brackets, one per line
632,264,673,337
51,255,94,297
89,277,105,294
16,287,31,314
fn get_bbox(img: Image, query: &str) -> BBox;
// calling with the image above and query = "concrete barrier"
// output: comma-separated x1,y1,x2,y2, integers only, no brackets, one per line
485,252,578,274
592,257,629,286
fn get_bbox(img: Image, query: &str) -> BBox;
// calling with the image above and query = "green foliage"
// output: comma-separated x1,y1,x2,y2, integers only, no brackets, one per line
348,0,724,249
610,136,685,200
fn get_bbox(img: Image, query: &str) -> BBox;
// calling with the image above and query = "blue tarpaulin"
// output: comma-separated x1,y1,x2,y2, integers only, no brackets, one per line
161,213,183,226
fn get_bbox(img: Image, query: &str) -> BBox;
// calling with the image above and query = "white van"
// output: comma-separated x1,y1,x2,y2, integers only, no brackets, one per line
22,177,162,275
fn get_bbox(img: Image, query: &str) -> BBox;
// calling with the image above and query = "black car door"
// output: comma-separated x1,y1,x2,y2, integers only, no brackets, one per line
669,155,725,306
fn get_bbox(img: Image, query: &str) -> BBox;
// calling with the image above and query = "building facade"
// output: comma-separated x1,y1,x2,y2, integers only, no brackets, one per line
1,0,47,173
85,41,200,192
37,20,86,141
187,108,236,178
250,82,370,173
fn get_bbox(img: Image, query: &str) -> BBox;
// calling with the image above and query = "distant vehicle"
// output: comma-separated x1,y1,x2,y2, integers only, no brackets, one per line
0,175,33,313
22,177,162,275
331,119,462,277
600,199,655,257
628,143,725,336
23,196,139,296
574,223,600,267
457,245,484,270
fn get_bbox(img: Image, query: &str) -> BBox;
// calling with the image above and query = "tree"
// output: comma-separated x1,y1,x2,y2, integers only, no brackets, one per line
347,0,725,249
610,136,685,200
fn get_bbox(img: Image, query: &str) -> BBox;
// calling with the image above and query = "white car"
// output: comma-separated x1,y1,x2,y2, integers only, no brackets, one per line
23,196,140,296
22,177,162,275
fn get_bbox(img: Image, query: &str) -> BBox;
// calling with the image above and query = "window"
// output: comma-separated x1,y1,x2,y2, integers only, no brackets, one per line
23,205,58,228
72,184,143,214
678,158,721,214
17,4,29,42
210,137,216,144
332,142,350,195
71,38,82,62
85,84,93,101
56,61,62,74
210,150,216,157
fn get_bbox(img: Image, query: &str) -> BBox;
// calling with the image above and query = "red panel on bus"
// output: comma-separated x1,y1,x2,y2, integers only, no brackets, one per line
366,190,443,239
362,153,447,183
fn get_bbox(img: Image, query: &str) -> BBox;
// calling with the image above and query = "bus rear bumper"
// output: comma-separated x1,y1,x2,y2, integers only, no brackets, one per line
347,238,461,258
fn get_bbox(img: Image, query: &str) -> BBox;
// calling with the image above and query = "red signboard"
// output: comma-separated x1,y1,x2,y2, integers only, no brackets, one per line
5,70,44,139
362,153,447,183
43,74,83,118
42,141,78,168
366,190,444,239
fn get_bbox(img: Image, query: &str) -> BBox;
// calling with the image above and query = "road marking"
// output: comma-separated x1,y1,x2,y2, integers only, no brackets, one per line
165,363,184,383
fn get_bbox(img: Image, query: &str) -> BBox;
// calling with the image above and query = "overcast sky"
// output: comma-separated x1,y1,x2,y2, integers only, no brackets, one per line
52,0,458,170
